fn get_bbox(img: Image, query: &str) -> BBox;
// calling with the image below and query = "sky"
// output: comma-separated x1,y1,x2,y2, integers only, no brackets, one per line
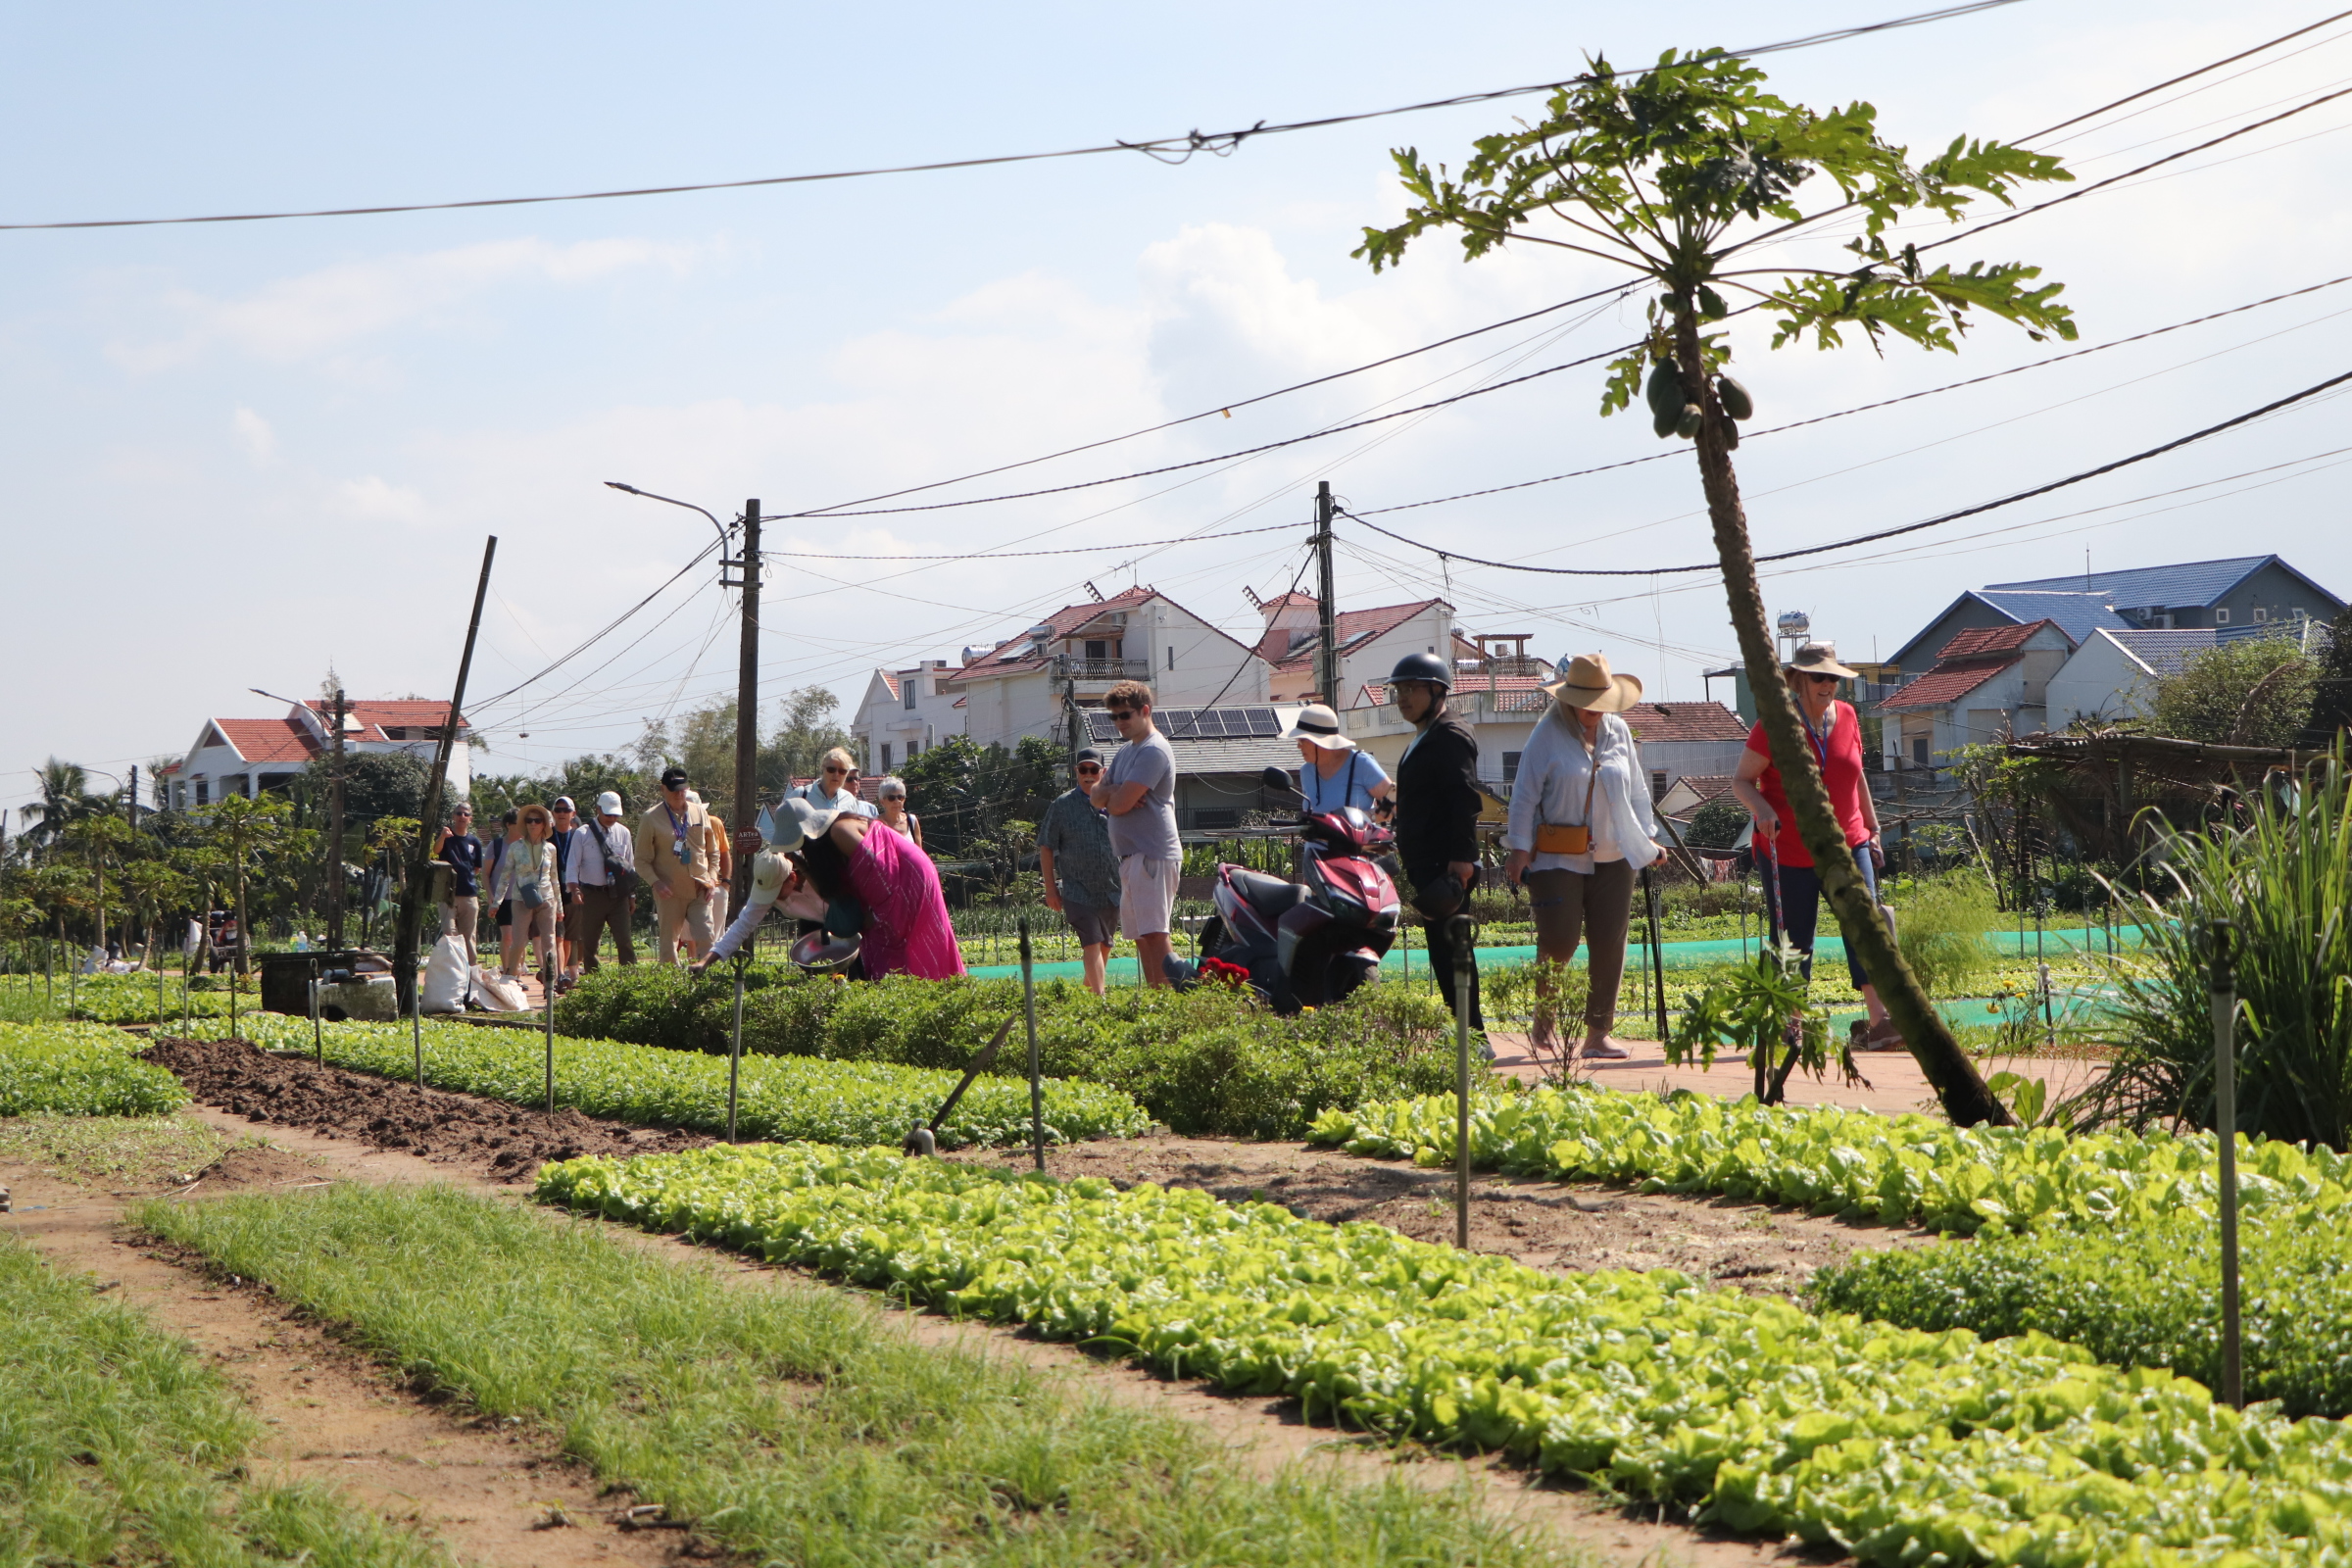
4,0,2349,809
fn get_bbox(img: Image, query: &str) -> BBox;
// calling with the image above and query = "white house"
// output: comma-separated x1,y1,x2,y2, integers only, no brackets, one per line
851,660,967,774
1876,620,2074,765
947,585,1271,753
168,699,470,809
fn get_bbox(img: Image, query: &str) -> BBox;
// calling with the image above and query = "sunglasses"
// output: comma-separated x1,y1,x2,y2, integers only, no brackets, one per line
1108,710,1140,720
822,764,849,774
1800,672,1841,685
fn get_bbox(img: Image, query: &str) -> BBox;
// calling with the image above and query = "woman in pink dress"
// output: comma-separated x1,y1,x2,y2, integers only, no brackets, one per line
694,797,964,981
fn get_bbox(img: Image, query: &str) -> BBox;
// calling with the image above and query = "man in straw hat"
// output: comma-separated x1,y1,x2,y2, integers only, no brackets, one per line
1503,653,1667,1059
1731,641,1899,1050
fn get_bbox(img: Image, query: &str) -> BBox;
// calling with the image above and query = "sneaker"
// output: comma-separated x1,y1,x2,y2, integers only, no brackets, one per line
1581,1038,1631,1060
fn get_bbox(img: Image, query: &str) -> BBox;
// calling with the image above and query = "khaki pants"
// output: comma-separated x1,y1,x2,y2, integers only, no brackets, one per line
656,883,714,963
440,895,479,962
1525,860,1636,1030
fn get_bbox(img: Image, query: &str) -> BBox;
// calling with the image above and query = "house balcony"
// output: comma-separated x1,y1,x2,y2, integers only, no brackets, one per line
1057,657,1152,683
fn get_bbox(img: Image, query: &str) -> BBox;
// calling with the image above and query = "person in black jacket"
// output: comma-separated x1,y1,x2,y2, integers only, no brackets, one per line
1388,652,1483,1029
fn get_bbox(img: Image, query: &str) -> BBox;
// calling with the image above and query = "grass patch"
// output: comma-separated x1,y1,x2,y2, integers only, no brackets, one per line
0,1113,268,1188
0,1233,449,1568
142,1181,1573,1568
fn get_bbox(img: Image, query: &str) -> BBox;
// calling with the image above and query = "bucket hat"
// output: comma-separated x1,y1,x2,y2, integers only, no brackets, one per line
1280,703,1357,752
1542,653,1643,712
1785,642,1860,680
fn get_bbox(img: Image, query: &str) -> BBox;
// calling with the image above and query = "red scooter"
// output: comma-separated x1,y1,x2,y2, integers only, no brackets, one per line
1199,766,1402,1012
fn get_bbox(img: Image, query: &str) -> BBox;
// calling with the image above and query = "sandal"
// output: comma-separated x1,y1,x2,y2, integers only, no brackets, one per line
1580,1037,1631,1060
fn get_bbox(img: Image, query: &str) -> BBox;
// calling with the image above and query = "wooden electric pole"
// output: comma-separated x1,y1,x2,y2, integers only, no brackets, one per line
1314,481,1340,706
727,501,761,914
394,537,496,1017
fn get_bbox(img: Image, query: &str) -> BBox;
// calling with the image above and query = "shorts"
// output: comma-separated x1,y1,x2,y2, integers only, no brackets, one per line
1117,854,1180,941
1062,901,1117,949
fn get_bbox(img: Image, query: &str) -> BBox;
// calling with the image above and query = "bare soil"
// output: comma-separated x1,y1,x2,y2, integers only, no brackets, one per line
141,1036,710,1180
951,1137,1924,1293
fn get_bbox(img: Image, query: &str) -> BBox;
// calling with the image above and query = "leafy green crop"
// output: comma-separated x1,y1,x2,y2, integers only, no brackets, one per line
556,966,1464,1138
1308,1084,2352,1235
186,1015,1147,1147
540,1142,2352,1565
1812,1202,2352,1417
0,1021,190,1116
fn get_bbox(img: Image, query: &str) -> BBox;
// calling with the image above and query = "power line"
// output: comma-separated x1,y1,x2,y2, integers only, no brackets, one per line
765,519,1294,562
1338,367,2352,575
0,2,2028,235
1348,270,2352,516
2027,6,2352,140
468,537,723,710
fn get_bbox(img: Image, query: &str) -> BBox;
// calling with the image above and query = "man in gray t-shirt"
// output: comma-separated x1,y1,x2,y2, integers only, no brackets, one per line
1091,682,1183,985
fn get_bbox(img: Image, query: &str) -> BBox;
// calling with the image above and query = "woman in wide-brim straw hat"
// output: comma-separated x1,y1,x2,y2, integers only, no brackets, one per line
1502,653,1667,1060
1281,703,1395,817
1730,642,1898,1049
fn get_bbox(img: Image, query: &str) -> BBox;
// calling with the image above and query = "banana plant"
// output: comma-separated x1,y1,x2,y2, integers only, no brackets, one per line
1356,50,2081,1125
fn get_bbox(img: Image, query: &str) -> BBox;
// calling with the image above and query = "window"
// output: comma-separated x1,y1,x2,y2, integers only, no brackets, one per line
880,743,892,768
934,678,952,697
2216,609,2230,624
1651,770,1668,799
1501,751,1522,784
195,780,209,805
2253,607,2268,623
903,680,916,710
1911,737,1931,766
906,741,918,760
1085,639,1108,661
1166,646,1174,670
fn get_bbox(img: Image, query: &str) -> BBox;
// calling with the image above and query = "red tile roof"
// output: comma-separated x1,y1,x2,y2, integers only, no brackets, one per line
1661,774,1740,807
1258,599,1450,670
950,585,1261,679
301,698,466,743
1259,590,1315,611
213,718,319,764
1624,701,1747,743
1935,621,2044,661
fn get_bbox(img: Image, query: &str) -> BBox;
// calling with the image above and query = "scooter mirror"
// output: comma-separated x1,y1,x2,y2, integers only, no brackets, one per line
1259,765,1296,793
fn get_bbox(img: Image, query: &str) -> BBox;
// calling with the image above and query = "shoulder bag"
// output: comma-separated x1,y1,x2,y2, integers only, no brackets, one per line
587,820,638,897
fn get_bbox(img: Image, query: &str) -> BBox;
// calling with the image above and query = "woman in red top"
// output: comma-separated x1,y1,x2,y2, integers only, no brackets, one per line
1730,643,1896,1049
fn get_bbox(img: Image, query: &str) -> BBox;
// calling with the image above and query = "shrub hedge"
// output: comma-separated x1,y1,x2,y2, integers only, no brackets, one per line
555,964,1466,1139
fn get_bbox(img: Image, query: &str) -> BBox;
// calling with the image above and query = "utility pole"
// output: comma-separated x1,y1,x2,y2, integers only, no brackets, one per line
725,502,761,915
395,537,496,1018
326,688,349,951
126,765,138,831
1313,481,1340,706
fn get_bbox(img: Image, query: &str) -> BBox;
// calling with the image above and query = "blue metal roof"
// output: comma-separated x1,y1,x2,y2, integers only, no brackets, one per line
1988,557,2272,612
1972,590,2132,644
2104,628,2218,677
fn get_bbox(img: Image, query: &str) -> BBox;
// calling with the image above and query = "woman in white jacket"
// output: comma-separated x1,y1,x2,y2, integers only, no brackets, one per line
1502,654,1664,1060
493,803,560,986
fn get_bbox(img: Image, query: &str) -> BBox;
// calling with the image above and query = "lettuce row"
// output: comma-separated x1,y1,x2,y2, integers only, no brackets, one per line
1307,1086,2352,1235
0,1021,191,1116
538,1142,2352,1566
182,1015,1148,1148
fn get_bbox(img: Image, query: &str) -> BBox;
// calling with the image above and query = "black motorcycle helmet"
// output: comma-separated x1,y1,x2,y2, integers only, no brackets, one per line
1387,651,1453,690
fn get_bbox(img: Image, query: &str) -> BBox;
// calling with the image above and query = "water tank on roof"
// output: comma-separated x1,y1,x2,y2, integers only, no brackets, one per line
1776,612,1811,641
1026,623,1056,641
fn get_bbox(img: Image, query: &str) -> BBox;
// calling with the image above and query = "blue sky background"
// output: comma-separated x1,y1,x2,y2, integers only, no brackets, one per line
5,0,2348,801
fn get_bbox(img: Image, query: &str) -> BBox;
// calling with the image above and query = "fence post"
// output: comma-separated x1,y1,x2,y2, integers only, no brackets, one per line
1449,913,1474,1250
2211,917,2242,1408
312,956,322,1063
728,956,747,1143
1020,916,1043,1171
543,964,557,1116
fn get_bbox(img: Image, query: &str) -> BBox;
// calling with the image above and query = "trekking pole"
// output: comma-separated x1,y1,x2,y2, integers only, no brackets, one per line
1020,915,1043,1172
727,952,748,1143
1448,913,1474,1250
2211,917,2242,1408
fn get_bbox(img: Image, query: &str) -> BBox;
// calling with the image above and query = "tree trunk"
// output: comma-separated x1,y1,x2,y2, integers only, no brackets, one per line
1671,307,2011,1128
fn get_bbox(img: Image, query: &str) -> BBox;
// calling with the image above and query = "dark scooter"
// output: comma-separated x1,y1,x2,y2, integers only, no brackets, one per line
1199,765,1401,1012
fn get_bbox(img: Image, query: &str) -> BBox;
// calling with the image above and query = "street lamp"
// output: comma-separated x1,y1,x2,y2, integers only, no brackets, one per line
607,482,764,916
254,684,351,950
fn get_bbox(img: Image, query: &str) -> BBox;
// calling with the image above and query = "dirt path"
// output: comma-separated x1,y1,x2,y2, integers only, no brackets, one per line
14,1039,1929,1567
0,1136,686,1568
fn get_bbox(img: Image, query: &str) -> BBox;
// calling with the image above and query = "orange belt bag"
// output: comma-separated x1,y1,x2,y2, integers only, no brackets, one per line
1534,822,1592,856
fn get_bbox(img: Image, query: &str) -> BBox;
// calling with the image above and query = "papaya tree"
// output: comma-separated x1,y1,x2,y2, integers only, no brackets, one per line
197,794,291,975
1356,50,2080,1125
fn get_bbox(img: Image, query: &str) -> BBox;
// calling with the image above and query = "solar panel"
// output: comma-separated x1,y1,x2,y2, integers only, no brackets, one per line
1079,706,1280,745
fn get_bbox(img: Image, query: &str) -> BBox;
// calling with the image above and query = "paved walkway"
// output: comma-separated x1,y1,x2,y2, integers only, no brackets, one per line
1485,1032,2104,1116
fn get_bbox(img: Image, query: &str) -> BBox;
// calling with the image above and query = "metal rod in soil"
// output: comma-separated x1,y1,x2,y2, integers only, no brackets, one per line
1449,913,1473,1251
2212,917,2242,1407
728,956,747,1144
1020,916,1043,1171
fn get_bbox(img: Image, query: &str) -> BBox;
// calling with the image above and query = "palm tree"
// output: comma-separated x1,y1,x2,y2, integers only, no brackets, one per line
22,758,104,849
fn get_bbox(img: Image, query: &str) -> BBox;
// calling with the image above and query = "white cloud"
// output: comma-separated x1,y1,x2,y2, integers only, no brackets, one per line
232,406,276,465
114,237,710,372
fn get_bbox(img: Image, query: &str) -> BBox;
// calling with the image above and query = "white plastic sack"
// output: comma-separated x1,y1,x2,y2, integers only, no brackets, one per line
473,967,529,1012
419,936,471,1014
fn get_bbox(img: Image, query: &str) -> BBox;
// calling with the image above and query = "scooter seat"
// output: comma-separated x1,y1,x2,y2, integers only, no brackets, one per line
1229,868,1308,919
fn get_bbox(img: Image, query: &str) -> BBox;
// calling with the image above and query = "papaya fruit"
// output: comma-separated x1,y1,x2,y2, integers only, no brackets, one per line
1653,406,1680,440
1723,416,1740,451
1644,360,1686,420
1675,405,1701,440
1718,376,1754,421
1698,285,1729,320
